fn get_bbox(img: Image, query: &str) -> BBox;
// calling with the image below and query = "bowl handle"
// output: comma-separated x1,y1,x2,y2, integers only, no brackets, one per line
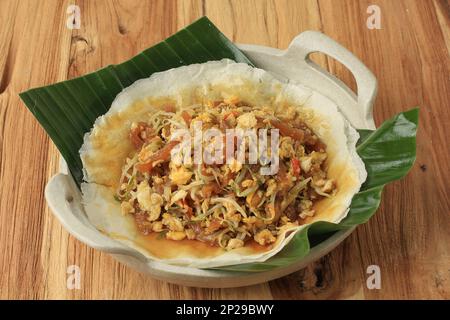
286,31,377,129
45,173,148,261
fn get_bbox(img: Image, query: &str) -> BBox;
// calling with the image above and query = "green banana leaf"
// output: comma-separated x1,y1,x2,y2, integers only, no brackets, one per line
19,17,418,273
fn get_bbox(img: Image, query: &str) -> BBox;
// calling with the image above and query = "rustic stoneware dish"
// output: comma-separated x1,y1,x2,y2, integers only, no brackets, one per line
45,31,377,288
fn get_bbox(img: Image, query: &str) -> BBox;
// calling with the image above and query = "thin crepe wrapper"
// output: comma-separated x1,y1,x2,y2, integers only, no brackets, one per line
79,60,366,268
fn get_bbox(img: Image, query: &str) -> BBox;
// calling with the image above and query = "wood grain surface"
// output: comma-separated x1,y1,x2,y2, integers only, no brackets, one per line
0,0,449,299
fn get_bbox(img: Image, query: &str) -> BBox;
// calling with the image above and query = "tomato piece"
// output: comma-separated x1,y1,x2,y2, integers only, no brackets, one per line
205,218,222,234
223,110,240,121
270,119,305,142
129,122,154,149
212,100,222,107
180,198,193,218
181,111,192,126
202,182,221,198
163,104,176,113
291,157,301,177
221,171,236,186
136,140,180,173
312,140,326,152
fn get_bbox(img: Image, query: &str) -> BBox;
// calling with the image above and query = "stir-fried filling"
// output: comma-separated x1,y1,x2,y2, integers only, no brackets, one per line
115,98,336,249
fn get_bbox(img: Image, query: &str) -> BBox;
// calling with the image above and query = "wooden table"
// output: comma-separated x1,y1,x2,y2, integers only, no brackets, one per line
0,0,448,300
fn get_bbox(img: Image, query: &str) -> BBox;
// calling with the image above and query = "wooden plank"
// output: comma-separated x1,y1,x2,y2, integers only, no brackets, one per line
54,0,178,300
0,0,73,299
434,0,450,53
316,0,450,299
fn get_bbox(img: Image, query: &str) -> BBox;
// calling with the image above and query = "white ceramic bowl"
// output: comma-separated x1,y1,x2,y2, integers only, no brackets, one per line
45,31,377,288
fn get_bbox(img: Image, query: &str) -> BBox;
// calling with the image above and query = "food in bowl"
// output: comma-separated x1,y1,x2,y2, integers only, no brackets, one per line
116,101,336,248
80,59,366,267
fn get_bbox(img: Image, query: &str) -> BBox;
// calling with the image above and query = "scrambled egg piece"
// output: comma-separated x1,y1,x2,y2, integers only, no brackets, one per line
166,231,186,241
284,106,298,120
225,211,242,224
162,213,184,231
252,106,274,118
299,146,326,175
136,181,163,221
237,112,257,129
313,178,335,194
241,179,256,188
322,180,335,193
170,189,188,205
254,229,276,246
280,137,295,159
299,209,315,219
243,216,265,229
311,151,327,163
300,156,312,172
226,238,244,250
136,181,153,211
169,164,193,185
152,221,163,232
228,158,242,173
148,194,164,221
120,201,134,215
195,112,213,123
